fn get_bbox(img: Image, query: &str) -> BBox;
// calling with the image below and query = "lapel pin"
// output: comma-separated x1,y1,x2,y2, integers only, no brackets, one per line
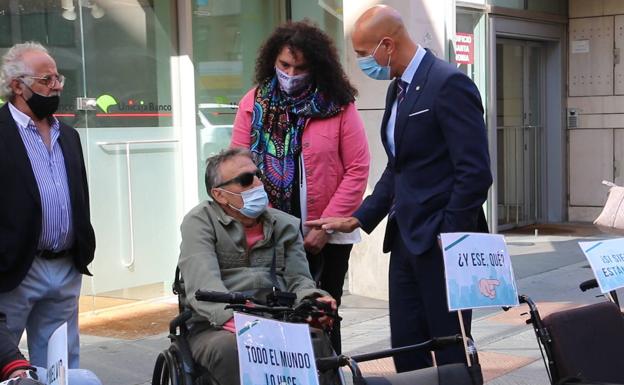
415,85,420,91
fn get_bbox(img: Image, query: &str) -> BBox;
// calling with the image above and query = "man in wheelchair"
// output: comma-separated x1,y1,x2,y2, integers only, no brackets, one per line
178,148,336,385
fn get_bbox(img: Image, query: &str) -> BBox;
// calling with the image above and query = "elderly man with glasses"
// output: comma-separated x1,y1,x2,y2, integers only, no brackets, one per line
0,42,95,373
178,148,336,385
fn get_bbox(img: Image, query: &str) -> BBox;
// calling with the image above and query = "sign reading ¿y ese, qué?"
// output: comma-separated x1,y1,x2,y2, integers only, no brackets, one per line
235,312,319,385
441,233,519,311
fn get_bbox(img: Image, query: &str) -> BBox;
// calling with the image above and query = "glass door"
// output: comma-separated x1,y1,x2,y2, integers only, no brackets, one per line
496,39,544,229
0,1,183,303
77,1,182,301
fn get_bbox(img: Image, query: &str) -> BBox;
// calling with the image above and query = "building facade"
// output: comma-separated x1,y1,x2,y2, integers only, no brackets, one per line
0,0,611,301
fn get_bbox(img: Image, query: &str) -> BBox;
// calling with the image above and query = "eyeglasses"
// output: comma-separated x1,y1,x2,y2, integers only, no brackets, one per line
216,169,262,188
20,74,65,88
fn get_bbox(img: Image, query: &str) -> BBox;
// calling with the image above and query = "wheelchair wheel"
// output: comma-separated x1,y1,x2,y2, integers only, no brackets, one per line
152,344,194,385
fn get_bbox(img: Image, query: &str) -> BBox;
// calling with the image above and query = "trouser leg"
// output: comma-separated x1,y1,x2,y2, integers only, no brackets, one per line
415,245,471,366
189,327,239,385
388,236,432,372
26,257,81,368
315,244,351,354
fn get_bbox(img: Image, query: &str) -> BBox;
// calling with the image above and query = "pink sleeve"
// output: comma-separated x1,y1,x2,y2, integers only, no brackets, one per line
321,102,371,218
222,317,236,333
230,88,256,148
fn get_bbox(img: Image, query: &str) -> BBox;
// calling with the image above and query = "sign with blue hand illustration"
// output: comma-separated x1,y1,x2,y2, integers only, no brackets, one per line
234,312,319,385
579,238,624,293
441,233,519,311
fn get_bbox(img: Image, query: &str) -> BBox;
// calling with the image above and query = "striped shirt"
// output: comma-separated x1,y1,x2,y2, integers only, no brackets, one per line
9,103,73,252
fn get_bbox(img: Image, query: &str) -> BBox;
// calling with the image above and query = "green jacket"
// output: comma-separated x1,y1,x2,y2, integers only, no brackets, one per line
178,200,325,326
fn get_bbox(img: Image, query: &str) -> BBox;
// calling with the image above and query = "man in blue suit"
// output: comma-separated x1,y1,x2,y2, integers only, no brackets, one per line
306,5,492,372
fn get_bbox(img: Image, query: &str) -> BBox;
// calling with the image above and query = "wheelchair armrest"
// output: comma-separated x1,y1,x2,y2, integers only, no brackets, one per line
169,310,192,335
350,335,463,363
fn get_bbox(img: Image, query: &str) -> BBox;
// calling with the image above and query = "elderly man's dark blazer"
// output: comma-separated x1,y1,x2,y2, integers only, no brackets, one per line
0,103,95,292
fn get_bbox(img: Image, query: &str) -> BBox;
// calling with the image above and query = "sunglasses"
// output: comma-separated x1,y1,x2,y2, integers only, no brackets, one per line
216,169,262,188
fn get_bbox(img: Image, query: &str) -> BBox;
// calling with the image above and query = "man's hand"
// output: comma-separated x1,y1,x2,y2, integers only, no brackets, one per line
310,295,337,330
303,228,329,255
305,217,361,233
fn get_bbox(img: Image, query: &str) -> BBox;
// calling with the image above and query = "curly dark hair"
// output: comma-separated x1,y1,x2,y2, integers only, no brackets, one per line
254,20,357,106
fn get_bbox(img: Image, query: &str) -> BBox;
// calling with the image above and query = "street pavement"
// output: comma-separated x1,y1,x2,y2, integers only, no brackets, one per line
23,224,622,385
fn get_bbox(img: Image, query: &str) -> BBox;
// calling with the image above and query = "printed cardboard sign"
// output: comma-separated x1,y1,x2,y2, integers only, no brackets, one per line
579,238,624,293
47,323,67,385
442,233,519,311
235,312,319,385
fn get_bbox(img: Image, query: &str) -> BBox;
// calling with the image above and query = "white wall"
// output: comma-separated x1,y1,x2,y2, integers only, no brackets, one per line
568,0,624,221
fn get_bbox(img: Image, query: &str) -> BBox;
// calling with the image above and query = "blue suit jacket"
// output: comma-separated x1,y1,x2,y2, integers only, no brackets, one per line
354,50,492,255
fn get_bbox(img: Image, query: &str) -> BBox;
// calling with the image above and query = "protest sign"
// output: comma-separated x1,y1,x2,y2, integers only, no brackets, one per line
441,233,519,311
47,322,68,385
234,312,318,385
579,238,624,293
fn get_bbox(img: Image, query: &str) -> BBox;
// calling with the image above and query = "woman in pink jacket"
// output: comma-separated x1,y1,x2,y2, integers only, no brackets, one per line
231,21,370,353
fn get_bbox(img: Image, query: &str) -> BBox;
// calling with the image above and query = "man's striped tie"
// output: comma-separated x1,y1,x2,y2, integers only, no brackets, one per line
397,79,408,106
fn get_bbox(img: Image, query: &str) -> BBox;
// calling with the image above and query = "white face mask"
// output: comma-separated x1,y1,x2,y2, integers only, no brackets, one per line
275,66,309,95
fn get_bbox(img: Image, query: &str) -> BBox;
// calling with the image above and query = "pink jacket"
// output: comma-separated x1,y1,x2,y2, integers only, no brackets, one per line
231,88,370,221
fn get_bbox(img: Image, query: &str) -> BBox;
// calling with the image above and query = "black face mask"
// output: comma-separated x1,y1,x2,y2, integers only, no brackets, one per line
22,83,60,119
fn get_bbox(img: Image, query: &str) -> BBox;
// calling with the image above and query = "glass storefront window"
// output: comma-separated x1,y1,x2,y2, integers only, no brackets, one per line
455,7,489,225
291,0,345,61
0,1,182,304
192,0,345,200
527,0,567,15
489,0,524,9
192,0,284,200
488,0,568,15
455,9,486,102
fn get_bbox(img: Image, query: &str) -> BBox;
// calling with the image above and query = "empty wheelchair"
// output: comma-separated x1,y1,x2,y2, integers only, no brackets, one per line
316,335,483,385
516,293,624,385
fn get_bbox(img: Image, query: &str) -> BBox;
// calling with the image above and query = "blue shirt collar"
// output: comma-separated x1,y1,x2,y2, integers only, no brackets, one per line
400,45,427,87
8,102,60,132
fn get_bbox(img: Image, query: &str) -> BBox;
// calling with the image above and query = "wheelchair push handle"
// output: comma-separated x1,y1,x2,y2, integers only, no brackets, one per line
578,278,620,306
195,290,251,304
579,279,598,292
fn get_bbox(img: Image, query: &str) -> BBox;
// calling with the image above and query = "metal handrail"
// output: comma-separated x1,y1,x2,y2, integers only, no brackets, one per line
97,139,180,270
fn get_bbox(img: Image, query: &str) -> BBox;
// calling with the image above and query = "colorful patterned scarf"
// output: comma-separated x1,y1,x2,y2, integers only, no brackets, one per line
250,76,341,214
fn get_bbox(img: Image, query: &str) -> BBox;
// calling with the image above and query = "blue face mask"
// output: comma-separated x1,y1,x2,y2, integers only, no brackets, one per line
220,185,269,218
357,39,391,80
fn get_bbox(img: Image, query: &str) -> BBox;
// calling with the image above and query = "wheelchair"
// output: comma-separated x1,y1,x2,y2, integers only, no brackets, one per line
151,268,342,385
316,335,483,385
152,267,483,385
151,268,213,385
515,285,624,385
